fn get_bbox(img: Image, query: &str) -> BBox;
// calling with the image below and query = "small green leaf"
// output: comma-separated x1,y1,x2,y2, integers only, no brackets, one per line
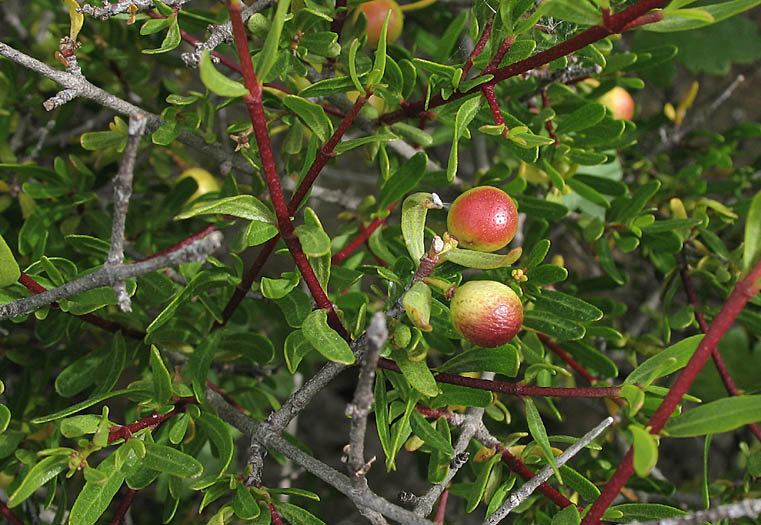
299,75,367,97
196,412,233,477
524,398,561,481
32,387,149,423
438,345,520,377
302,310,355,364
256,0,291,82
274,501,326,525
68,454,125,525
275,288,312,328
528,264,568,286
605,503,686,522
513,195,569,220
199,49,248,98
333,131,398,155
142,18,181,54
448,97,482,182
233,484,262,520
143,443,203,478
404,282,433,332
409,411,454,456
552,505,581,525
261,273,301,300
391,349,439,397
522,310,585,341
567,177,610,208
8,455,69,508
294,223,331,257
378,152,428,210
246,220,279,246
175,195,274,222
533,290,603,322
597,237,625,285
283,95,333,144
556,103,606,135
0,233,20,287
665,395,761,437
630,425,659,477
150,345,173,406
743,189,761,272
625,334,704,386
284,329,314,373
444,247,522,269
401,192,437,264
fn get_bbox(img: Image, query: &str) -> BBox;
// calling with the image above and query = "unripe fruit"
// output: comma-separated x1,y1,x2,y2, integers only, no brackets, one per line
599,86,635,120
178,168,221,204
450,280,523,348
447,186,518,252
352,0,404,48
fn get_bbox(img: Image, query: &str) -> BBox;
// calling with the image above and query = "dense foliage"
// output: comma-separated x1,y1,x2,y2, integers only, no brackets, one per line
2,0,761,524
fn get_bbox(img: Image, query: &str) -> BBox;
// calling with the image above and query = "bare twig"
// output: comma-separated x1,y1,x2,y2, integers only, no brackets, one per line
107,113,147,312
630,497,761,524
0,232,223,320
482,417,614,524
78,0,189,18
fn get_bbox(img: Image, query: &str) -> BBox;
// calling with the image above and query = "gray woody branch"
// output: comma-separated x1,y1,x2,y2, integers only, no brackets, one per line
207,388,437,525
631,497,761,524
78,0,189,18
107,113,147,312
0,232,223,320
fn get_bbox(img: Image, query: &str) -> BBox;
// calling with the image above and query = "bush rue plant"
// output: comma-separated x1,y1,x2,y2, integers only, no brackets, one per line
2,1,761,524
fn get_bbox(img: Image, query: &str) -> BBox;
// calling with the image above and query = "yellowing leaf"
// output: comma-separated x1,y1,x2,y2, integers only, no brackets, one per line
64,0,84,41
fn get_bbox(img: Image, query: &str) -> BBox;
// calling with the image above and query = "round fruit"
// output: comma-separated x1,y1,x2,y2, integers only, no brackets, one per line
599,86,635,120
447,186,518,252
450,280,523,348
178,168,221,204
352,0,404,48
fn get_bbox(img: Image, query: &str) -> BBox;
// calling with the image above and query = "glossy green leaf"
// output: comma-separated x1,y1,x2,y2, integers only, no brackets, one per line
606,503,686,522
0,233,20,287
284,329,314,373
150,345,172,406
616,180,661,222
665,395,761,437
534,290,603,322
597,237,625,285
630,425,659,476
556,103,606,135
401,192,437,264
528,264,568,286
92,331,127,396
522,310,585,341
645,0,760,32
378,152,428,210
233,484,262,520
142,18,181,54
743,189,761,272
143,443,203,478
175,195,274,223
188,332,222,403
247,220,279,246
552,504,581,525
199,49,248,98
625,334,704,386
409,411,454,456
68,454,124,525
302,309,355,364
404,282,433,331
283,95,333,144
32,387,148,423
559,465,600,502
562,341,618,378
274,501,326,525
465,454,502,513
438,345,520,377
374,371,393,466
333,131,399,155
514,195,570,220
444,247,522,269
448,96,482,182
54,350,103,397
524,398,561,481
256,0,290,81
391,349,439,397
196,412,233,477
299,74,368,97
8,455,68,508
567,177,610,208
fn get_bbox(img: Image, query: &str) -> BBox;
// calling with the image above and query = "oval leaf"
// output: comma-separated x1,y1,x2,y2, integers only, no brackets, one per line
175,195,275,223
8,455,69,508
0,233,20,287
302,310,355,364
199,49,248,98
665,395,761,437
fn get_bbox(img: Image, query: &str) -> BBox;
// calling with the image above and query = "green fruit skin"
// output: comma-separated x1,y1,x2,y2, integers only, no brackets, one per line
450,281,523,348
447,186,518,252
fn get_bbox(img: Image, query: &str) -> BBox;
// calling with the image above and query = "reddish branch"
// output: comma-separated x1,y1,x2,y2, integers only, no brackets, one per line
109,488,138,525
482,85,507,137
680,265,761,443
461,16,494,78
538,334,596,384
500,448,577,509
483,35,516,75
434,488,449,524
583,258,761,524
331,203,397,265
219,83,371,327
108,398,194,443
268,501,285,525
380,0,669,125
0,500,22,525
17,272,145,339
378,358,620,398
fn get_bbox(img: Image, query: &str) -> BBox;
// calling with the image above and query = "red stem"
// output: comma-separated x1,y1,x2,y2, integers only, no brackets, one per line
219,85,371,327
380,0,669,125
461,16,494,78
621,10,664,31
224,1,348,339
434,488,449,524
330,0,349,36
0,500,23,525
481,85,507,137
680,266,761,443
108,398,194,443
268,502,284,525
500,448,577,509
541,87,558,144
109,488,138,525
583,259,761,524
378,359,620,398
538,334,596,384
143,224,218,261
483,35,516,75
331,203,397,265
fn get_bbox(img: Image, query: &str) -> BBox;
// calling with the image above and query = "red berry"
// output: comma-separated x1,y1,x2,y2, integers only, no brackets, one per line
450,281,523,348
352,0,404,48
447,186,518,252
599,87,635,120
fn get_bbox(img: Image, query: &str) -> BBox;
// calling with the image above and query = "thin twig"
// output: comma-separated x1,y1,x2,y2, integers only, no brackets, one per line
630,497,761,524
107,113,147,312
78,0,189,18
483,417,614,524
108,488,138,525
0,232,223,320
